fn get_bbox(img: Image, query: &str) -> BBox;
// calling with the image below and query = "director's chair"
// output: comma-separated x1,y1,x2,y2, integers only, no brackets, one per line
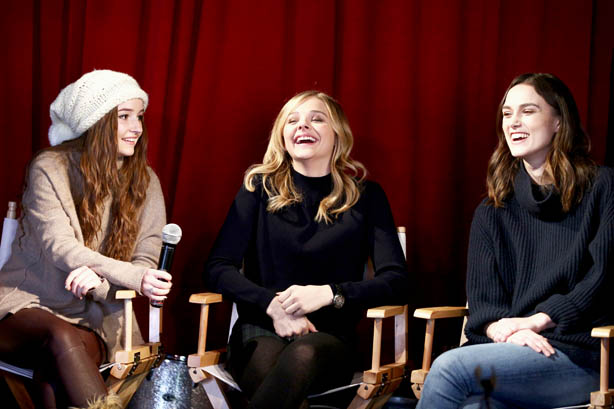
0,201,163,408
410,305,614,409
188,227,410,409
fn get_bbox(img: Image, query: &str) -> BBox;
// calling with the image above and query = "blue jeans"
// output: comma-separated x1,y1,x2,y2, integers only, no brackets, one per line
416,343,599,409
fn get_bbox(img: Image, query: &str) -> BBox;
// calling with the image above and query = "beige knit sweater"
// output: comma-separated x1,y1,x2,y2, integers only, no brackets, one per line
0,149,166,358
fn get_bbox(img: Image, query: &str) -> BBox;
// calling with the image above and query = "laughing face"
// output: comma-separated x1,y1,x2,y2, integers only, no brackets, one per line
116,98,144,158
502,84,560,170
283,97,336,176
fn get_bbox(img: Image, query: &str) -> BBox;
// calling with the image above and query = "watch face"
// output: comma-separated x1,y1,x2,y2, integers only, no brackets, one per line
333,294,345,309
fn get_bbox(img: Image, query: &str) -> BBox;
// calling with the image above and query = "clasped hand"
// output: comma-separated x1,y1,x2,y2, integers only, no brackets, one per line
277,284,333,316
486,313,556,356
266,284,334,338
266,296,317,338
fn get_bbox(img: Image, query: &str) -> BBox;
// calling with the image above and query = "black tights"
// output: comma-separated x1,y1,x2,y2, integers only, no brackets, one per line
0,308,107,408
229,332,354,409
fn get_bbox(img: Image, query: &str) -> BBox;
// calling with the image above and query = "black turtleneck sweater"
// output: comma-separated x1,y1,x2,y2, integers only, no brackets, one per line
465,164,614,369
205,169,409,340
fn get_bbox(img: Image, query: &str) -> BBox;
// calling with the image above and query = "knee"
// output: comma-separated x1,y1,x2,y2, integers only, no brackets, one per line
431,348,463,372
44,322,82,358
286,343,318,369
427,348,472,388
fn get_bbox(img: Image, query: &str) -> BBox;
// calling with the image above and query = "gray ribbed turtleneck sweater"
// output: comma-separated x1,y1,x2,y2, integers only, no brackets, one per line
465,164,614,369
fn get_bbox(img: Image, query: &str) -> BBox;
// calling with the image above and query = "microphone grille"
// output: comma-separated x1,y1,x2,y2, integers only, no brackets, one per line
162,223,182,245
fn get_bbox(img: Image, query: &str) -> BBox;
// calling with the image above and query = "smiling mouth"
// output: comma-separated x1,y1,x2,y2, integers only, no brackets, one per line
122,137,139,145
294,135,317,144
511,133,528,142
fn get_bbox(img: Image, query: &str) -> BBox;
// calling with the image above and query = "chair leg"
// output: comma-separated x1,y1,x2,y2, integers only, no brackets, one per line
348,394,371,409
370,394,393,409
107,371,150,408
348,393,393,409
201,377,231,409
1,371,35,409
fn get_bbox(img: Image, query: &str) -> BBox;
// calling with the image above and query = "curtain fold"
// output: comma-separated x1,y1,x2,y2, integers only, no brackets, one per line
1,0,612,356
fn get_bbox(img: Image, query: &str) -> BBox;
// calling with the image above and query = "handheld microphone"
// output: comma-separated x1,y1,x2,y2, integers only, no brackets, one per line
150,223,182,307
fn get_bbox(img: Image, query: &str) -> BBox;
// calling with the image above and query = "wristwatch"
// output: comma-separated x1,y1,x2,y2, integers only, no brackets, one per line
331,284,345,309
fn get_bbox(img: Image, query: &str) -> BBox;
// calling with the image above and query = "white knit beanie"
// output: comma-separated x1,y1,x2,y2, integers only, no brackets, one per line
48,69,149,146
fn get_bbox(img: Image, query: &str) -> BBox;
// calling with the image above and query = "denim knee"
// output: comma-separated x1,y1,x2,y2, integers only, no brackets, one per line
430,348,471,380
427,347,481,397
416,348,478,409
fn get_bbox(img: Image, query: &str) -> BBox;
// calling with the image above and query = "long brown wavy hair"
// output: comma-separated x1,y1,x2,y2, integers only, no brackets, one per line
29,107,150,261
486,73,596,212
244,90,367,223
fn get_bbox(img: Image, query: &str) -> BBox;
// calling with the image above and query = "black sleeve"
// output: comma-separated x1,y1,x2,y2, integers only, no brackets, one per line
338,181,410,308
465,204,511,343
534,173,614,333
204,184,276,312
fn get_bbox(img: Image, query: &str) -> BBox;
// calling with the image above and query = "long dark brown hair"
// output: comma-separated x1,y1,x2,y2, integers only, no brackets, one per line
486,73,596,212
26,107,150,261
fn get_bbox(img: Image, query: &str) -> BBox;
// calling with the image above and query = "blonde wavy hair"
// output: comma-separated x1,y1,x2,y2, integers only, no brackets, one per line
486,73,596,212
244,90,367,223
27,107,150,261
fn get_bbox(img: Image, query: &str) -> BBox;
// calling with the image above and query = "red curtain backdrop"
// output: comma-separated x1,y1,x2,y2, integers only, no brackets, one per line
1,0,613,358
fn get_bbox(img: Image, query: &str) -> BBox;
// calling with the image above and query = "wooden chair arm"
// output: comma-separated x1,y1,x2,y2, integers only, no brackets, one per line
188,292,225,369
110,290,162,381
411,305,468,399
367,305,406,318
115,290,137,299
414,306,468,320
590,325,614,407
114,290,138,353
363,305,408,386
189,292,223,305
592,325,614,338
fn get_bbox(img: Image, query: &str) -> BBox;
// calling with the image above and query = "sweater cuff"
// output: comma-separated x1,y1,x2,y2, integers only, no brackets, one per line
258,289,277,312
535,294,579,332
89,279,112,302
127,265,148,294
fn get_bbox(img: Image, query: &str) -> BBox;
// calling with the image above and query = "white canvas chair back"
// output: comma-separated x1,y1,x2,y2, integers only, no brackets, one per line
0,201,18,270
198,228,408,406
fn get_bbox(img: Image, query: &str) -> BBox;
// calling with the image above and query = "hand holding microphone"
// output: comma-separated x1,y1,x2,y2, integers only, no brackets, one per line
145,223,182,307
141,269,172,303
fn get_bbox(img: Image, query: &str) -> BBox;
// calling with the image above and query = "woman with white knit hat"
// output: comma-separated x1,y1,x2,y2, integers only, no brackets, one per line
0,69,171,408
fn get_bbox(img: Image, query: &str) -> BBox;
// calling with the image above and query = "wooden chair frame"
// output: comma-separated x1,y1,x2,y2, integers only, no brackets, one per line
0,291,163,409
187,293,409,409
410,306,614,409
1,201,163,408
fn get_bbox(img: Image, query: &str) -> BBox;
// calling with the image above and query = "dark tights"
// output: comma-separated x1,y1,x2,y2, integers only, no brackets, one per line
0,308,107,408
229,332,354,409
